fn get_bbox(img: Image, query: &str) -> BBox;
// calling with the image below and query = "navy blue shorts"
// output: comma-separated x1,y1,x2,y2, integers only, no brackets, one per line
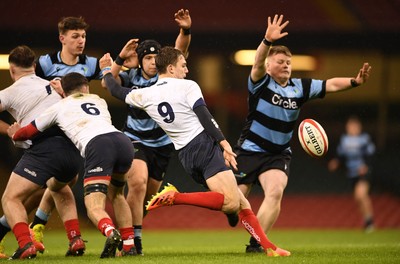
234,147,292,185
178,131,229,187
133,142,174,181
13,136,82,188
84,132,134,180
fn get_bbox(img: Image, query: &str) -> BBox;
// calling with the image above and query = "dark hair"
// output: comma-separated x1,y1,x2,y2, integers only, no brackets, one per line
58,16,89,34
136,40,161,66
8,45,36,68
155,46,184,74
61,72,89,95
268,45,292,57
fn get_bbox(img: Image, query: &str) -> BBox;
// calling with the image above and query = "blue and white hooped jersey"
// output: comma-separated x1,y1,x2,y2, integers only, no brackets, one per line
118,68,171,147
337,133,375,178
35,52,101,81
237,74,326,154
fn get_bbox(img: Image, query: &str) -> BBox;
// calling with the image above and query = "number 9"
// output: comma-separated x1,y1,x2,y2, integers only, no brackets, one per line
158,102,175,123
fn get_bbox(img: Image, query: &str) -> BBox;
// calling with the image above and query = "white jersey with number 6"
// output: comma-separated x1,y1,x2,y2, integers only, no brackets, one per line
34,93,119,156
125,78,205,150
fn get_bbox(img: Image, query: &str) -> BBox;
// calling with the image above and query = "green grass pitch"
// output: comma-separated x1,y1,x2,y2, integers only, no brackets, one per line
2,229,399,263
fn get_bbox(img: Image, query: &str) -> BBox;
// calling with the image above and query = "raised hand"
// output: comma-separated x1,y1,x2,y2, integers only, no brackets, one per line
354,63,372,85
119,39,139,68
265,14,289,42
174,9,191,29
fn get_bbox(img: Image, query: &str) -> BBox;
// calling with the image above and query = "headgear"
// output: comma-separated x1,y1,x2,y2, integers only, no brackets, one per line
137,40,161,67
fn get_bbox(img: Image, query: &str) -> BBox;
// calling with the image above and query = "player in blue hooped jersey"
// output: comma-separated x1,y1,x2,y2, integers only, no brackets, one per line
35,16,101,81
232,14,372,253
328,116,376,232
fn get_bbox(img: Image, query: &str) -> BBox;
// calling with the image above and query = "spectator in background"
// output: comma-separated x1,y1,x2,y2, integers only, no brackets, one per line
328,115,376,232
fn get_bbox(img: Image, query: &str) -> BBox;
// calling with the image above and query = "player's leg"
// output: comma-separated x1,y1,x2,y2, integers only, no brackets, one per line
109,174,135,256
46,177,85,256
354,179,374,231
223,183,252,228
209,171,288,256
28,188,52,253
125,158,147,255
257,169,287,234
30,176,78,235
1,172,38,259
241,169,288,254
84,179,122,258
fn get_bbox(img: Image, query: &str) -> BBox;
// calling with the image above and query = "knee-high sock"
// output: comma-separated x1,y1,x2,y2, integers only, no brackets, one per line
12,222,32,249
239,208,277,250
97,218,115,237
174,192,224,210
64,219,81,241
119,227,134,251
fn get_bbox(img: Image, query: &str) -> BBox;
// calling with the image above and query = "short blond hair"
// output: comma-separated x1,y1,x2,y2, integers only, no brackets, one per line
268,45,292,57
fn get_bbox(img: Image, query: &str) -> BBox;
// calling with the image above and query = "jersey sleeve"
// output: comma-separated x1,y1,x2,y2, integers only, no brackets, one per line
0,89,10,111
125,89,143,109
248,74,269,94
185,81,204,109
119,69,132,87
309,79,326,99
35,55,51,79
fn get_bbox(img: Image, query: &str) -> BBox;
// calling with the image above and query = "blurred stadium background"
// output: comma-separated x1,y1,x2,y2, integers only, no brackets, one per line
0,0,399,230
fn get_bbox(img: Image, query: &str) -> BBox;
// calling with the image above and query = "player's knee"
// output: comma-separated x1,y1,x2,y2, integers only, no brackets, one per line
127,175,147,192
265,186,284,202
223,196,240,214
84,183,108,196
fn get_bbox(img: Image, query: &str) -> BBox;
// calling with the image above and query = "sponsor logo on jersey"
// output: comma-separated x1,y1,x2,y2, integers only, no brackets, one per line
271,94,299,109
24,168,37,177
88,167,104,173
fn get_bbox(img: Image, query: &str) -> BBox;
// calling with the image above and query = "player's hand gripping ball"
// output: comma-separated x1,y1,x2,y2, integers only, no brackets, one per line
298,119,328,158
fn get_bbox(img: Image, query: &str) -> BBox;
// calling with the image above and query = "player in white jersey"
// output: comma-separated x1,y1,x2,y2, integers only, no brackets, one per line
102,46,290,257
0,16,102,255
9,72,136,258
0,46,84,259
100,9,192,255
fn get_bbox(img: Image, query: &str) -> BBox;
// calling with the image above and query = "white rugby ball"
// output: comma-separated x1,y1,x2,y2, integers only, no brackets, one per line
298,119,329,157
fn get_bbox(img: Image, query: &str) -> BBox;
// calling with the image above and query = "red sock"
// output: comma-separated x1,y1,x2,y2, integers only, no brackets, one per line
174,192,224,210
12,222,32,249
97,218,115,237
239,209,277,250
119,227,134,252
64,219,81,241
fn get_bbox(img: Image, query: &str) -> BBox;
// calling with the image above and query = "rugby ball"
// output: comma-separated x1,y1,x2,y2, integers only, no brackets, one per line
298,119,328,158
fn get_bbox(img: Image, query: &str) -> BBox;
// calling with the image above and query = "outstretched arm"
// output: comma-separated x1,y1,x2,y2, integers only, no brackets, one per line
325,63,372,93
103,72,132,101
251,14,289,82
174,9,192,58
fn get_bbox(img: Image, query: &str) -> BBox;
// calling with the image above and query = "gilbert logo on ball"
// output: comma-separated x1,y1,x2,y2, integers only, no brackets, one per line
298,119,328,157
